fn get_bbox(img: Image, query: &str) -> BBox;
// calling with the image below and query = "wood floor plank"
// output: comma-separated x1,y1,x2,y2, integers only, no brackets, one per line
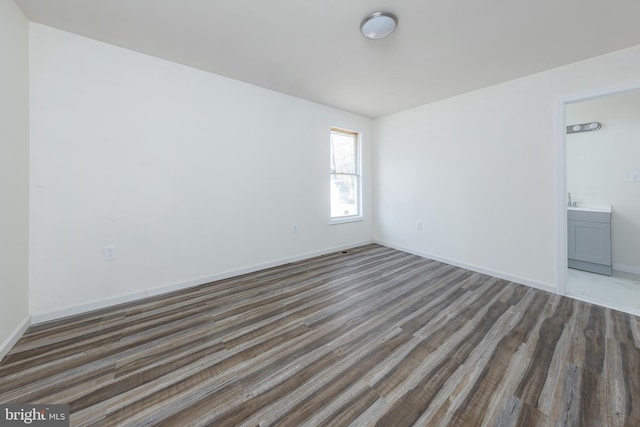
448,290,549,427
619,342,640,426
579,304,606,426
0,243,638,426
314,386,381,427
514,297,575,408
554,363,582,427
374,286,526,426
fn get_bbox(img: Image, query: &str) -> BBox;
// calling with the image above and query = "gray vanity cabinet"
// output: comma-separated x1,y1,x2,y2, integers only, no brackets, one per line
568,210,612,275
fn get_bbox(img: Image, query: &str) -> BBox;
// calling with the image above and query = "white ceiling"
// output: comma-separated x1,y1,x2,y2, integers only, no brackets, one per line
15,0,640,118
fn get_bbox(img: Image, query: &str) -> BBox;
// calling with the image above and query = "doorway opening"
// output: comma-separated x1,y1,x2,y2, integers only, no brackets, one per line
556,82,640,315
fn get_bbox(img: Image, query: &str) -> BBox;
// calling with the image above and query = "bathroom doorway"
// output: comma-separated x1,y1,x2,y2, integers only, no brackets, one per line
559,86,640,315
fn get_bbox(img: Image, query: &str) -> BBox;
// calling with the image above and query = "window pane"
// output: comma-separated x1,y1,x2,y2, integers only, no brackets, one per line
330,131,356,174
330,174,359,218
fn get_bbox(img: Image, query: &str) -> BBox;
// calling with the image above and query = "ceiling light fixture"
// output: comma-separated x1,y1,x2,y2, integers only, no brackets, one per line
360,12,398,40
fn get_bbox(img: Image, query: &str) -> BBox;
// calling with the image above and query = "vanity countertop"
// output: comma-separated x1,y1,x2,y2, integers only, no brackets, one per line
567,203,611,213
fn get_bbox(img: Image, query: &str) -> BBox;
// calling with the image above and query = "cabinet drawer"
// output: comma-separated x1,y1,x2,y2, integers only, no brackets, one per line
567,210,610,223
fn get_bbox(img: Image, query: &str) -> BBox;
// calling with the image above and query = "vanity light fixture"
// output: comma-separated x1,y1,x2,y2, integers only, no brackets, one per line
360,12,398,40
566,121,601,134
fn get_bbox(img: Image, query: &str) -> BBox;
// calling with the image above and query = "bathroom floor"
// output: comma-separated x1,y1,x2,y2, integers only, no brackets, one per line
567,268,640,315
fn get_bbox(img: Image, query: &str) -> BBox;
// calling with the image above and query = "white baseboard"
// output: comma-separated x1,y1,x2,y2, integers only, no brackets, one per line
613,263,640,276
374,240,558,295
0,316,31,362
31,240,374,325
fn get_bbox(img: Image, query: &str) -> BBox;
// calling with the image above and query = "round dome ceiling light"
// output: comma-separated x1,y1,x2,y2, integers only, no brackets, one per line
360,12,398,40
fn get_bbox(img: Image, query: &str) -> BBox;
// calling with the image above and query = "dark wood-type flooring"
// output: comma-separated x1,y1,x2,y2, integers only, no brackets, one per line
1,244,640,426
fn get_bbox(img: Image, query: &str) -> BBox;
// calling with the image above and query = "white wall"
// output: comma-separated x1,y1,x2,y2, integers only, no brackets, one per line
0,0,30,356
29,24,372,319
567,91,640,273
374,44,640,290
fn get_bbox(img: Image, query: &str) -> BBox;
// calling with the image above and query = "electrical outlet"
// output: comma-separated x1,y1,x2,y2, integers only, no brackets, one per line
103,245,116,261
630,171,640,182
417,221,423,231
292,224,297,233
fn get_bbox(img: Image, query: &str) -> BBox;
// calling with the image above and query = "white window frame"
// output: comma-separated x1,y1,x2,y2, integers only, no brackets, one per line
329,127,363,225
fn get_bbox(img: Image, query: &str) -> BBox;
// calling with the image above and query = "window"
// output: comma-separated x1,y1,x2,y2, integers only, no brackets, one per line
330,128,361,222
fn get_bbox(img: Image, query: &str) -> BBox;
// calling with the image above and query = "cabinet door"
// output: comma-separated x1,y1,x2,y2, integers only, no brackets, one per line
568,219,611,265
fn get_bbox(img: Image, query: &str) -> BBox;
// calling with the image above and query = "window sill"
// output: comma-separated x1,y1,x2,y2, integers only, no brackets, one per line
329,216,364,225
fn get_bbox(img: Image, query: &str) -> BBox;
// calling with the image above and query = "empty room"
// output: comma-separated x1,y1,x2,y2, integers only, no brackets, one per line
2,0,640,426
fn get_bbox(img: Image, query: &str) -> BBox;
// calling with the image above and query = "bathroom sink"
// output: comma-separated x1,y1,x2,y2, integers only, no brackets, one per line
567,203,611,213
